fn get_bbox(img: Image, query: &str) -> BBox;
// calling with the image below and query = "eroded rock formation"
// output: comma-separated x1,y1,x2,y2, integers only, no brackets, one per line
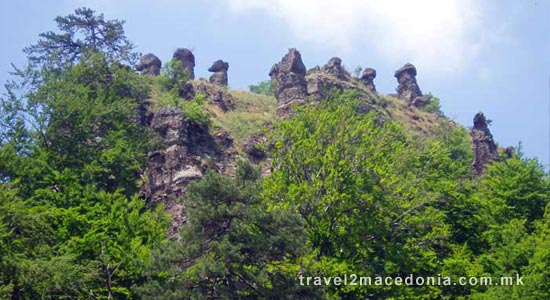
322,57,351,81
360,68,376,92
471,112,500,174
137,53,161,76
394,63,427,107
173,48,195,79
140,107,234,235
269,48,308,117
140,108,197,235
208,59,229,86
306,67,366,102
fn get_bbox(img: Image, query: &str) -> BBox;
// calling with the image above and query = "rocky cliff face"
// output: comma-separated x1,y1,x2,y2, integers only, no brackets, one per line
140,108,194,235
269,48,308,117
140,107,235,235
192,79,235,111
470,112,500,174
137,47,504,235
269,49,380,112
138,49,237,235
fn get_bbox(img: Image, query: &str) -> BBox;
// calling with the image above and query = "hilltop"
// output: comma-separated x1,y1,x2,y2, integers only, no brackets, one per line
1,8,547,300
136,48,505,233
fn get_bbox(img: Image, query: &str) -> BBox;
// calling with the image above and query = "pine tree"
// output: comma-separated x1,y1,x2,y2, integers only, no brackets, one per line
137,162,320,299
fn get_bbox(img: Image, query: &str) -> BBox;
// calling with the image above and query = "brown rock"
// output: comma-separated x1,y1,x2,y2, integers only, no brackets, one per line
360,67,376,92
243,132,268,160
394,63,424,106
137,53,161,76
306,68,363,102
140,106,237,235
173,48,195,79
322,57,351,81
215,128,233,148
140,108,198,235
503,146,514,158
208,59,229,86
470,112,500,174
208,59,229,72
269,48,308,117
411,96,429,108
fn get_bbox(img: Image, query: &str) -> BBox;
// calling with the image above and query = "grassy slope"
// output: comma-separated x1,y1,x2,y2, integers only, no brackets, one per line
209,89,276,148
147,76,459,152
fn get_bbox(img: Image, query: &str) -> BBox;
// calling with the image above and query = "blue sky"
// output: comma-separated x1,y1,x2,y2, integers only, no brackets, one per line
1,0,549,167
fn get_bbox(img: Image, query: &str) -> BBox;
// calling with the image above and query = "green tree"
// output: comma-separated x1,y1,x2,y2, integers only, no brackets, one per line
2,7,143,156
352,66,362,77
0,9,169,299
480,156,549,229
264,91,459,299
249,80,274,96
423,93,443,115
24,7,138,72
137,162,320,299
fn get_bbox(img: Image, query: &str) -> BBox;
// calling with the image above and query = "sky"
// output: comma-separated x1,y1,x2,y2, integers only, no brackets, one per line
1,0,549,168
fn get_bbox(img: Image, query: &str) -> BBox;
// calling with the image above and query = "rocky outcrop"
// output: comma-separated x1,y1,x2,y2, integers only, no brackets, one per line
269,48,308,117
173,48,195,79
137,53,161,76
306,68,367,102
208,59,229,86
322,57,351,81
192,79,235,111
140,108,197,235
243,132,268,160
360,68,376,92
410,96,429,108
471,112,500,175
394,63,427,107
140,107,234,235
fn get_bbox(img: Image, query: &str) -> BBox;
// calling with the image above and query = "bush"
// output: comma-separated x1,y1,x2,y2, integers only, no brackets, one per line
158,59,191,92
352,66,362,77
249,80,274,96
424,93,443,115
183,94,211,127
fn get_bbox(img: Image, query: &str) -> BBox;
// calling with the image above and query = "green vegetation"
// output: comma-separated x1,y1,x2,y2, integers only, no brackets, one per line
424,93,444,115
212,90,276,146
0,7,548,300
157,59,191,92
0,8,168,298
353,66,362,77
137,161,320,299
150,59,211,127
249,80,274,96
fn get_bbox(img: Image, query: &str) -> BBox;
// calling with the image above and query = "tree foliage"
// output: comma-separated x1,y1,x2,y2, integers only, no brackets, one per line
24,7,138,72
249,80,274,96
0,8,168,299
137,162,320,299
0,7,548,300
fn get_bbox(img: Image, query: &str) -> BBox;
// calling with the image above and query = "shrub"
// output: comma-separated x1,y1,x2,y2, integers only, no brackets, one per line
158,59,191,92
249,80,274,96
424,93,443,115
183,94,211,127
353,66,362,77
